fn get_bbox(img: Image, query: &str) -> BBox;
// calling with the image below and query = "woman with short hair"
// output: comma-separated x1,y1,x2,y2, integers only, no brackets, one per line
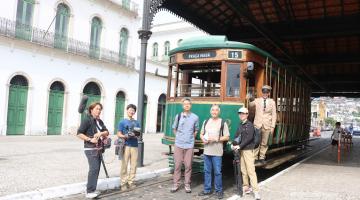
77,102,109,199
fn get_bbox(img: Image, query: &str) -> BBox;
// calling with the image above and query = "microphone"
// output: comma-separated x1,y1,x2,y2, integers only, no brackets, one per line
78,95,89,114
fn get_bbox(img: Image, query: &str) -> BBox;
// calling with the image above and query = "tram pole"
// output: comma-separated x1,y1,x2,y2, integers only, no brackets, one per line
137,0,152,167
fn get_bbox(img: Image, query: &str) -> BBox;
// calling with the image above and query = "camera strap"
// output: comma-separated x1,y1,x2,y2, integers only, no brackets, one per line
95,119,102,133
203,119,225,141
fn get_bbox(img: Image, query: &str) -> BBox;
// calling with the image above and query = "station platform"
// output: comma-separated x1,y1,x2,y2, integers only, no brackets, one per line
235,137,360,200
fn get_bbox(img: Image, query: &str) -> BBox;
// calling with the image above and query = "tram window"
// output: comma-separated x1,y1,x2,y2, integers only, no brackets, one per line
226,64,241,97
176,63,221,97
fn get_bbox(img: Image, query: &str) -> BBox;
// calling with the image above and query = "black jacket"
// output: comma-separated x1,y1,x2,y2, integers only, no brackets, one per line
77,115,108,148
235,120,255,150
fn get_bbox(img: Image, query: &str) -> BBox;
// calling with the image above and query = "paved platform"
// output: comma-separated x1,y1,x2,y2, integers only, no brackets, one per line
235,136,360,200
0,133,168,197
60,135,333,200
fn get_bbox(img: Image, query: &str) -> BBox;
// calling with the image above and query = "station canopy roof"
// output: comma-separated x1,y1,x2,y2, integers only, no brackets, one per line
160,0,360,97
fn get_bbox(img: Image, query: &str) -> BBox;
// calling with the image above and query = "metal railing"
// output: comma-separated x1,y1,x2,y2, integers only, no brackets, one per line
0,17,135,69
177,84,221,97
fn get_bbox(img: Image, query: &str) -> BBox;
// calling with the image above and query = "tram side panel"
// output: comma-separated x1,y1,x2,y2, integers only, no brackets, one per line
161,102,243,151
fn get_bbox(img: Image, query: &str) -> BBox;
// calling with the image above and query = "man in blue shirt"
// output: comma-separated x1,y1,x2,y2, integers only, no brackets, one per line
117,104,140,191
170,98,199,193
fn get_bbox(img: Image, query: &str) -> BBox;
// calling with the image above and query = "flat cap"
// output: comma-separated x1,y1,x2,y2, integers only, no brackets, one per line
262,85,272,90
238,107,249,114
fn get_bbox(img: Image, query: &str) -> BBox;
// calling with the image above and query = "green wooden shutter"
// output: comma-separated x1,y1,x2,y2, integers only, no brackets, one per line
15,0,34,41
114,94,125,134
7,85,28,135
152,43,158,57
47,90,64,135
90,18,102,59
122,0,130,10
54,4,70,49
119,29,128,65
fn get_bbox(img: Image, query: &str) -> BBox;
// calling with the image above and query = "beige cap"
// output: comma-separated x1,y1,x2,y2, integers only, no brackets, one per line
262,85,272,90
238,107,249,114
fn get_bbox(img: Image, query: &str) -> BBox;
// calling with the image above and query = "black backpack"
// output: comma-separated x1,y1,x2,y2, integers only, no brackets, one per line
242,122,261,149
175,113,197,131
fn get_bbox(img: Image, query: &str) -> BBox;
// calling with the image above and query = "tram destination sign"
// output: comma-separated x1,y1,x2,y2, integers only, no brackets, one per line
183,51,216,60
228,50,243,59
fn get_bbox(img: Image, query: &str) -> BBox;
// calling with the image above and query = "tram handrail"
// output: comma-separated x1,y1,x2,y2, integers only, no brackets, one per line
176,83,221,97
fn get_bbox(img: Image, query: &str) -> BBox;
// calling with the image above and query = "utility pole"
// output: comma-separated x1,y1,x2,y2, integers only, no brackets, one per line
136,0,152,167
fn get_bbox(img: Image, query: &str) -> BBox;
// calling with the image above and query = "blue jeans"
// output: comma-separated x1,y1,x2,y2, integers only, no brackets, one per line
203,155,222,193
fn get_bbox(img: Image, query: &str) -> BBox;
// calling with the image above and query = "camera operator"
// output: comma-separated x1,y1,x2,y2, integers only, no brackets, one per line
117,104,140,191
231,107,260,200
77,102,109,199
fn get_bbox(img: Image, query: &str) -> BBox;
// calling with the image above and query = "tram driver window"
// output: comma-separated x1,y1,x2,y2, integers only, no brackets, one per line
226,64,241,97
176,63,221,97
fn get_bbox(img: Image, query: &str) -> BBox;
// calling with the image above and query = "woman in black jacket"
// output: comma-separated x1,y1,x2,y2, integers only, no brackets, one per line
77,102,109,199
232,107,260,200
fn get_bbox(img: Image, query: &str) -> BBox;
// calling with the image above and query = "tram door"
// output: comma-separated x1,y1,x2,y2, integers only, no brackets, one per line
245,61,265,122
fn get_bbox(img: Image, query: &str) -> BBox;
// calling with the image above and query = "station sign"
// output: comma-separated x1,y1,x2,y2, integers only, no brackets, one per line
183,51,216,59
228,50,242,59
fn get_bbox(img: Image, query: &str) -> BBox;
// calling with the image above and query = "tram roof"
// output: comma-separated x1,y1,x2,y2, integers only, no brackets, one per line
169,35,280,64
159,0,360,97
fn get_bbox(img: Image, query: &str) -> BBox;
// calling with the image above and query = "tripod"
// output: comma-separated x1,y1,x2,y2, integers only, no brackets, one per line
233,149,243,197
99,142,110,178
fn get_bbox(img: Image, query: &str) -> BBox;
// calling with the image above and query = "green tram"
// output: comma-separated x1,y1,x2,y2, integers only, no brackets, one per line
161,36,311,170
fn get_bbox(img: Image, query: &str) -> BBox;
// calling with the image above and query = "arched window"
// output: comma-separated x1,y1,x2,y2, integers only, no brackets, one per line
90,17,102,59
114,91,126,133
50,81,65,91
156,94,166,132
119,28,129,64
152,43,158,57
177,39,183,46
54,3,70,49
10,75,28,86
15,0,35,40
142,95,148,131
83,82,101,96
82,81,101,120
164,41,170,56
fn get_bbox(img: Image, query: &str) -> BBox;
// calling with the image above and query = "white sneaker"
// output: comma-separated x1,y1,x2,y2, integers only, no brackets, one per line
85,192,99,199
254,192,261,200
244,187,252,194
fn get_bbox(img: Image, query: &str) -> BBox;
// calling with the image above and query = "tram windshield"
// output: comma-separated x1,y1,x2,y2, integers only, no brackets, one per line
174,63,221,97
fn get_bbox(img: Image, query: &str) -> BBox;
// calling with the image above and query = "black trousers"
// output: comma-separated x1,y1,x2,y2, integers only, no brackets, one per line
85,150,101,193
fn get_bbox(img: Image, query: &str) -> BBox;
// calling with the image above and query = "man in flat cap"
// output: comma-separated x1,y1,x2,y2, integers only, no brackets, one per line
249,85,277,164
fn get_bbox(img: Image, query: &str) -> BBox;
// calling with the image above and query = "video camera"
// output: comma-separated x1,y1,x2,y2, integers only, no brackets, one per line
232,135,241,146
128,127,141,137
101,137,112,149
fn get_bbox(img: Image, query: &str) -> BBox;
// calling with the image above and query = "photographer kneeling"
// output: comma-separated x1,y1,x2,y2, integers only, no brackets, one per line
232,107,260,200
77,102,109,199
